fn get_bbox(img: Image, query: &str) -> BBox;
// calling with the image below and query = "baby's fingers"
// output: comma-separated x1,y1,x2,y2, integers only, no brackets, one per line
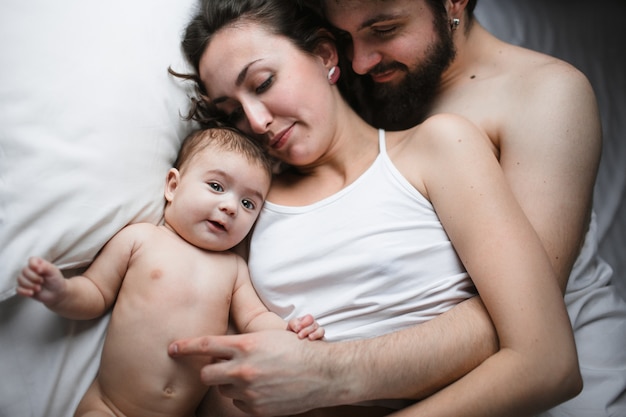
16,271,42,297
296,314,315,328
306,326,325,341
297,320,325,341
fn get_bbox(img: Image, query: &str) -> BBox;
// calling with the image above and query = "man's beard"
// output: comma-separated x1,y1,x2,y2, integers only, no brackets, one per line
348,16,456,130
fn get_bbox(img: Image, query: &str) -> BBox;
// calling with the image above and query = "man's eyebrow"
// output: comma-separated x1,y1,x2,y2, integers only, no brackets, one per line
212,59,261,105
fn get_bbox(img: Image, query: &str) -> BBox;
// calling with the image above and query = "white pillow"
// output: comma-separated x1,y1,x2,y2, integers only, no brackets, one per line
0,0,198,301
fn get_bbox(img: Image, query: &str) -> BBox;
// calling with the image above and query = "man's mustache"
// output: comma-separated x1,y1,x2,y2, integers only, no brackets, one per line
367,61,408,77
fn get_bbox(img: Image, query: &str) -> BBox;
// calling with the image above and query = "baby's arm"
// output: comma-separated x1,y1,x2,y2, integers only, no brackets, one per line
16,256,110,319
231,256,324,340
17,256,69,305
16,224,141,320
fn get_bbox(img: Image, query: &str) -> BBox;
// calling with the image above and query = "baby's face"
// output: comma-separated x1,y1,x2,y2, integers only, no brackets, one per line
166,148,270,251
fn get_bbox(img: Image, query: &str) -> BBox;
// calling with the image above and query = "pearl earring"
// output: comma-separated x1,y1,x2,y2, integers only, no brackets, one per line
327,66,341,84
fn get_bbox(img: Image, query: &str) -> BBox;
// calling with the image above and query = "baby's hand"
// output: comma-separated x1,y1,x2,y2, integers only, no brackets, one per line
288,314,325,340
16,256,66,305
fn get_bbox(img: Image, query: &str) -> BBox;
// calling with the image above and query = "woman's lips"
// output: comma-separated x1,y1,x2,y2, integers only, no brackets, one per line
270,124,293,150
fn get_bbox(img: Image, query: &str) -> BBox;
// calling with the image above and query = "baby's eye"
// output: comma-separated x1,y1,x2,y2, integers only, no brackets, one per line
209,182,224,192
241,199,256,210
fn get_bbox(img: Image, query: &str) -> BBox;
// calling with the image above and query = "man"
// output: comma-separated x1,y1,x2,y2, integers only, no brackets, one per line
171,1,626,416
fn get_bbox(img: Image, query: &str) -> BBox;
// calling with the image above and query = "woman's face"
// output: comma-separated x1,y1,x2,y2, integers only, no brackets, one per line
199,22,337,167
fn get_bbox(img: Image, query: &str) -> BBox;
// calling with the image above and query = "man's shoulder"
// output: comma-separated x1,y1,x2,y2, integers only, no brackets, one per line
497,42,589,89
467,41,594,120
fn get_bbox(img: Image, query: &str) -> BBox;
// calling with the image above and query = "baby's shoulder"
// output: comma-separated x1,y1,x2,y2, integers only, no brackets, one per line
103,222,158,248
114,222,160,241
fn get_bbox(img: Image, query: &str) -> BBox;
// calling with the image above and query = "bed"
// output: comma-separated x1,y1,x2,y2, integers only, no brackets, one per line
1,0,624,415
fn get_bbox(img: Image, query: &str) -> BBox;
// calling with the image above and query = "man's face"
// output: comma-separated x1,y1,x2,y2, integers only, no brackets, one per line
324,0,455,128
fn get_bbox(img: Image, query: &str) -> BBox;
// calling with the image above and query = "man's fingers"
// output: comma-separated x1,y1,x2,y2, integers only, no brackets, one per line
168,334,239,358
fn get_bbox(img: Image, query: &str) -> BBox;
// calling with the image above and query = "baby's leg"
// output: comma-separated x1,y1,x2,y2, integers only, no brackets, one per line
74,378,117,417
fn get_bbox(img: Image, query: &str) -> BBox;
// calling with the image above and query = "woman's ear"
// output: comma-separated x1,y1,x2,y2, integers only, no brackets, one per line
313,29,339,71
164,168,180,203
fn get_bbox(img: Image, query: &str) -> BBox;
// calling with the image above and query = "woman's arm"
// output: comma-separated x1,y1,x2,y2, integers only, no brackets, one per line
393,114,581,416
495,63,601,293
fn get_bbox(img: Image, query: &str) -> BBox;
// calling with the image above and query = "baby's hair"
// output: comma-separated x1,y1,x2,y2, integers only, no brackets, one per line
174,127,274,179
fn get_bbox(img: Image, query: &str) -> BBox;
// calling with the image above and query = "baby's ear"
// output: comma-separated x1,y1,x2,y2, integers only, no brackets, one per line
164,168,180,202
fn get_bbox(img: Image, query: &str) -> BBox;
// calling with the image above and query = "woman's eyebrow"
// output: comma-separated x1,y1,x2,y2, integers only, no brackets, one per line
212,59,262,105
237,59,261,85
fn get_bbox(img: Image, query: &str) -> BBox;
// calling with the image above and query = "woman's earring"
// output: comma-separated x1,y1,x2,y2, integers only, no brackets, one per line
450,18,460,31
328,66,341,84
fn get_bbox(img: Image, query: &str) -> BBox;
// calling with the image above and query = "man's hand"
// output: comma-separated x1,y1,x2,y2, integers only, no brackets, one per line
169,330,339,416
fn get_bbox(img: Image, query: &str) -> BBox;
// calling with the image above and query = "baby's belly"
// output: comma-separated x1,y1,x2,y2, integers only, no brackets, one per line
98,342,205,416
94,298,227,416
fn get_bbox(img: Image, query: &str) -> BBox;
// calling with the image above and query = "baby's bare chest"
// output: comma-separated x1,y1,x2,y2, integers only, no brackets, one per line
113,245,236,335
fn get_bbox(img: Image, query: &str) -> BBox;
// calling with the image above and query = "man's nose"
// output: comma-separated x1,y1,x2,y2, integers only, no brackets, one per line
350,40,382,75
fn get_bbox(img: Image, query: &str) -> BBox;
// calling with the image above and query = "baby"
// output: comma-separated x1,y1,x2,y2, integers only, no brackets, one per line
17,127,323,417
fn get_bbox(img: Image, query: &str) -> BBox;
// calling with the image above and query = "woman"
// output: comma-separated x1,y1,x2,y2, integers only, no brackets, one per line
169,1,582,415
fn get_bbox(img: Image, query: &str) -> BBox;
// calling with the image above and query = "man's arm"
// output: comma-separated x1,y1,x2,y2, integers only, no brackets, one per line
170,296,497,416
331,296,497,401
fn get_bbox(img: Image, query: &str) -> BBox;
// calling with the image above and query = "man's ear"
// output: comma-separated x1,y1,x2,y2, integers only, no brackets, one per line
164,168,180,202
447,0,470,18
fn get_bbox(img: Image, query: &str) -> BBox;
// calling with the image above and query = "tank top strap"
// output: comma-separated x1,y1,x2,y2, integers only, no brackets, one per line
378,129,386,156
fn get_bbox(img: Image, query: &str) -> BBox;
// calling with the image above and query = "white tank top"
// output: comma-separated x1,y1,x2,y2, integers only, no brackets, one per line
248,130,476,341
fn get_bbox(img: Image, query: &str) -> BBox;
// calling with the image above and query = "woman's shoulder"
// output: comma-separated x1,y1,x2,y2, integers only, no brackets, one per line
390,113,485,152
388,113,495,186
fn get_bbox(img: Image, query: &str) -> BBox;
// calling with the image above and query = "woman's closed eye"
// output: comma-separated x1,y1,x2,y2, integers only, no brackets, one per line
255,75,273,94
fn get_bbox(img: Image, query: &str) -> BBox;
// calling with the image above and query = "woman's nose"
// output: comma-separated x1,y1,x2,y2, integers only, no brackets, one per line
243,100,272,134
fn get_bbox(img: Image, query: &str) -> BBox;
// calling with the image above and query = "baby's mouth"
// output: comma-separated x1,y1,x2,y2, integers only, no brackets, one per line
209,220,226,231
